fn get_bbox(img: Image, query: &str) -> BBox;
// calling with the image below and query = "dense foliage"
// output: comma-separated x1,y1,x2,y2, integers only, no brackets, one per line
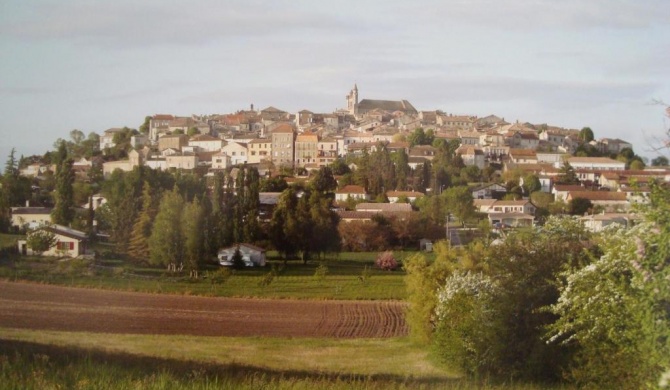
405,184,670,387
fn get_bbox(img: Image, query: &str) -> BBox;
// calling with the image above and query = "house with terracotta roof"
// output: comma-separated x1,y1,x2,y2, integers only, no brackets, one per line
355,203,412,213
552,184,586,202
509,149,538,164
409,145,437,161
335,185,369,202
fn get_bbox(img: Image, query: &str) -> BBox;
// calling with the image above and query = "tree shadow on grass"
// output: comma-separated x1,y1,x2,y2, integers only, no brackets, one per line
0,338,461,388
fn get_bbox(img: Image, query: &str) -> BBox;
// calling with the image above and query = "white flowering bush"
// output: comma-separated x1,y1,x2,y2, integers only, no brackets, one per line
433,270,502,375
548,215,670,388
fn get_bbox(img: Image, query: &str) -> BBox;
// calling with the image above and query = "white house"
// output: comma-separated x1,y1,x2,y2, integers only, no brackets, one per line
220,141,248,166
189,134,224,152
470,183,507,199
10,207,53,230
565,157,625,171
386,190,425,203
18,225,88,257
217,243,266,267
335,185,369,202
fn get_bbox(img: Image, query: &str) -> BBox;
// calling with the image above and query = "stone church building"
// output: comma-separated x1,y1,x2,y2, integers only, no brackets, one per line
346,84,417,117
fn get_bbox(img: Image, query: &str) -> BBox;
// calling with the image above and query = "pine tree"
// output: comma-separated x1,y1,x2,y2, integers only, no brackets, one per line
127,182,155,263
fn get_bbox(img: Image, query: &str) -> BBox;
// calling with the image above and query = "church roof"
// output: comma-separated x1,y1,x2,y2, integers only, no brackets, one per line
357,99,417,114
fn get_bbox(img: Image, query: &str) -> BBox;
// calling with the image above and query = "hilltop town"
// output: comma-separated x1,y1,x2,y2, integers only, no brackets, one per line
9,84,668,242
2,85,670,390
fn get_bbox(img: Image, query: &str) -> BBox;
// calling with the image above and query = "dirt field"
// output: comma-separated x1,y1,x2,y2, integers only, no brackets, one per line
0,281,407,338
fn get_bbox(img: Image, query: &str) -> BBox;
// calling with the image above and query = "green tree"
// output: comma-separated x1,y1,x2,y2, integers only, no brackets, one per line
434,271,502,375
329,158,351,175
522,174,542,194
148,189,184,269
310,167,338,193
568,197,592,215
138,116,151,134
557,161,579,184
52,142,75,226
269,187,300,261
182,198,205,275
651,156,668,166
548,185,670,388
392,148,410,190
127,182,156,263
578,127,594,143
442,186,475,223
26,227,57,255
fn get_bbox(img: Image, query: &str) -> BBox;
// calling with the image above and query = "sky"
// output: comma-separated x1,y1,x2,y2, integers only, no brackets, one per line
1,0,669,163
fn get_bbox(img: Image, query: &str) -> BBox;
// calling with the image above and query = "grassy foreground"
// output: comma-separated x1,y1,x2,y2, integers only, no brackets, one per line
0,328,456,389
0,329,563,389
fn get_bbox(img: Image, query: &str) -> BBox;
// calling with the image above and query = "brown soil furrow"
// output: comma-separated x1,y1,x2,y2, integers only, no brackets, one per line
0,281,407,338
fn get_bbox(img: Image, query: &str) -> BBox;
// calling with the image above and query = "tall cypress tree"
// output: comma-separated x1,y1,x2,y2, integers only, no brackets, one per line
243,167,260,242
52,142,75,226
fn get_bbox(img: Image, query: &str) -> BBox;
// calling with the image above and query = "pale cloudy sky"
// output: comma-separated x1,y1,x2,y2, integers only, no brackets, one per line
1,0,669,162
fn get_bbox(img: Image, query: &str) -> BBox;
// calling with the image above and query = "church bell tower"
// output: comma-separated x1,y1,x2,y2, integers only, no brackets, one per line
346,84,359,116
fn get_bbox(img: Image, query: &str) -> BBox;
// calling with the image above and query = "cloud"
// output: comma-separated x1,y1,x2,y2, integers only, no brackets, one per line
397,0,669,31
0,1,352,48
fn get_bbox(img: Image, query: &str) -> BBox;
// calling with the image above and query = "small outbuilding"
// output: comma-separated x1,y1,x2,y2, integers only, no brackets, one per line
419,238,433,252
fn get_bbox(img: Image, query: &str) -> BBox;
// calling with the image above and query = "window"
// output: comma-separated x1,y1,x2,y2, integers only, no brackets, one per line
57,241,74,251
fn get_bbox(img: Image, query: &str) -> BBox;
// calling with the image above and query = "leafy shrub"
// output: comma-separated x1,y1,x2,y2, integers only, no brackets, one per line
208,267,232,285
375,251,398,271
313,263,328,285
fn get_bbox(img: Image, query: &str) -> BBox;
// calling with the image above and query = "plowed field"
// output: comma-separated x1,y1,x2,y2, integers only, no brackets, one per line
0,281,407,338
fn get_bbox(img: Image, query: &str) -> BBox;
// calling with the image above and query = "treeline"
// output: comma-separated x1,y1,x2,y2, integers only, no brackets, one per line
404,182,670,388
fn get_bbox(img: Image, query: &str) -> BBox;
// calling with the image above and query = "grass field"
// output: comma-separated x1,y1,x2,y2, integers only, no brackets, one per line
0,328,566,389
0,249,426,300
